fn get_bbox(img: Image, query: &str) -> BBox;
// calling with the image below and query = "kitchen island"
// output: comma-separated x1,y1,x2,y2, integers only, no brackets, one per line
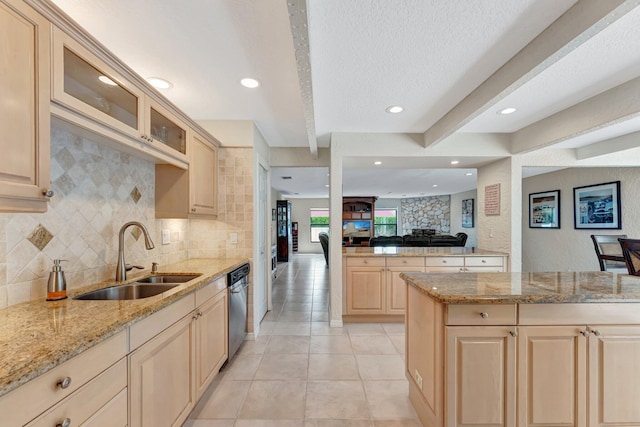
342,246,507,319
401,271,640,427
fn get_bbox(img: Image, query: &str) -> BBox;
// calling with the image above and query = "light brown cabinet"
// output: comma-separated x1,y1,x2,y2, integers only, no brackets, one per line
156,130,219,218
0,0,51,212
129,313,196,427
194,282,228,399
51,27,189,168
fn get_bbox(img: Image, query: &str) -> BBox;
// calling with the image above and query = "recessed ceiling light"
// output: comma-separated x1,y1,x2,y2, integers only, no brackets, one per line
432,184,438,187
497,107,516,115
450,160,459,165
465,172,473,176
374,161,382,165
240,78,260,88
98,75,117,86
325,184,330,187
385,105,403,114
146,77,173,89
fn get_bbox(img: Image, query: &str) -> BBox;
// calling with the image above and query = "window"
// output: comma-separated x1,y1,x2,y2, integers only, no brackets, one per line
374,209,398,236
310,208,329,242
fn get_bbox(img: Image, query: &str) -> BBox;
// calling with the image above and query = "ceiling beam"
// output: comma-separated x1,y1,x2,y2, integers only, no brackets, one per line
511,76,640,153
422,0,638,148
576,130,640,160
287,0,319,159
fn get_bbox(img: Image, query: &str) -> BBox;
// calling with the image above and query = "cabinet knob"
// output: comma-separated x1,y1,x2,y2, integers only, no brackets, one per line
580,330,590,337
42,189,54,197
191,208,196,212
57,376,72,389
459,268,464,272
592,329,601,337
442,260,447,263
56,418,71,427
509,330,518,337
481,259,487,263
480,312,489,319
363,260,368,264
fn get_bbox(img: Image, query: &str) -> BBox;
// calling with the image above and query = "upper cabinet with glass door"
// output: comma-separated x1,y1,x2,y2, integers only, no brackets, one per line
51,27,188,167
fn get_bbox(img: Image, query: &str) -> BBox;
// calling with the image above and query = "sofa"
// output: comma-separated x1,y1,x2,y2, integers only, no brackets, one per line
319,232,329,266
369,232,468,247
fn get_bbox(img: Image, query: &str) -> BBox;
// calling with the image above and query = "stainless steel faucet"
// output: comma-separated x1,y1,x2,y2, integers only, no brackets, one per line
116,221,155,281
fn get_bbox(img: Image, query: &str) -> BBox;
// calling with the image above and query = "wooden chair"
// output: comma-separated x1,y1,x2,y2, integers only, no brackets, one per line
590,234,627,272
619,238,640,276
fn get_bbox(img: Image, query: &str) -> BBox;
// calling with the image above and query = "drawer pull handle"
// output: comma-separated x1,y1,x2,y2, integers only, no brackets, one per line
57,377,72,389
56,417,71,427
480,312,489,319
509,330,518,337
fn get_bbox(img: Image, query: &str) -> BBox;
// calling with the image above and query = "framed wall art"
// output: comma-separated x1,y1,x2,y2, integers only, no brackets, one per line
573,181,621,229
462,199,474,228
529,190,560,229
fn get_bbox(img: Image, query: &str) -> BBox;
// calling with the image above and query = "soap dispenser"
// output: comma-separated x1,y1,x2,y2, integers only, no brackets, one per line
46,259,67,301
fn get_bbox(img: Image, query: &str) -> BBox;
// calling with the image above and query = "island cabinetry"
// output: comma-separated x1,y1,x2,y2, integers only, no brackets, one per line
156,130,219,219
0,330,127,427
345,257,386,314
51,27,188,168
386,257,424,314
0,0,51,213
425,257,464,272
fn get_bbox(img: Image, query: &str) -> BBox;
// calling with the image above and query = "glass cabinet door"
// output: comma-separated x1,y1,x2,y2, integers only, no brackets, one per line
149,106,187,155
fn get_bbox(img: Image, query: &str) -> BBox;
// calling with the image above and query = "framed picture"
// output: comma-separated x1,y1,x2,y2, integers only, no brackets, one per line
529,190,560,228
462,199,474,228
573,181,621,229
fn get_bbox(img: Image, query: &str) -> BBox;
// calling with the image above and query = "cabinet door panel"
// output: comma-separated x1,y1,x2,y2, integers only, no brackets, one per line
518,326,586,427
589,326,640,426
387,267,423,314
129,314,195,427
195,290,228,398
0,0,50,212
347,268,385,314
190,133,217,216
446,326,515,427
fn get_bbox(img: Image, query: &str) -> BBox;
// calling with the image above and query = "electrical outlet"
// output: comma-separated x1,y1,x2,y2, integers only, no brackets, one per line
230,233,238,244
161,229,170,245
414,369,423,390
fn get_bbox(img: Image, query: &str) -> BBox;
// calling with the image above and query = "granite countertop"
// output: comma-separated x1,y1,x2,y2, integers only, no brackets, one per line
0,257,247,398
343,246,507,257
401,271,640,304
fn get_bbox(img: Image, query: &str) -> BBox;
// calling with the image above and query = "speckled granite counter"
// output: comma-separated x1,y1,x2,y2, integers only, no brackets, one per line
401,271,640,304
343,246,506,257
0,258,247,397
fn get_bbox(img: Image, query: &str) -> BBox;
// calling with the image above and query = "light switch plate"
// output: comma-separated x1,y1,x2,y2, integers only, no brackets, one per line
230,233,238,244
161,229,170,245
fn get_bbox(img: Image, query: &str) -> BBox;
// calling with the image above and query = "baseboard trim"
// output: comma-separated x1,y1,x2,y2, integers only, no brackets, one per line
329,319,344,328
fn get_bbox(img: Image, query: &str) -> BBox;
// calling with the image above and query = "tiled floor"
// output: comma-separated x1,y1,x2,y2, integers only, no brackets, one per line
185,254,420,427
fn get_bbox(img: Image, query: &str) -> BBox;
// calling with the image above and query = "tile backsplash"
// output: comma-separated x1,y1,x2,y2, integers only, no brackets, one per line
0,127,189,308
0,127,258,311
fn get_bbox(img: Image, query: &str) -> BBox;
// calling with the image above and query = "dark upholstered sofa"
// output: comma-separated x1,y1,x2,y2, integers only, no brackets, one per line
370,232,468,247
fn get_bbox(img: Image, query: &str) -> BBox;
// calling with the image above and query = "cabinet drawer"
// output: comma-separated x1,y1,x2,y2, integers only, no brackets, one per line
519,303,640,325
27,358,127,427
195,276,226,306
447,304,517,326
347,257,385,267
81,387,127,427
0,330,126,427
387,257,425,267
465,256,504,267
425,257,464,267
130,292,195,350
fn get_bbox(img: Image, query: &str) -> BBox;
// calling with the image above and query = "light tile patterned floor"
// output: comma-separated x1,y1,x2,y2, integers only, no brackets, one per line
184,254,420,427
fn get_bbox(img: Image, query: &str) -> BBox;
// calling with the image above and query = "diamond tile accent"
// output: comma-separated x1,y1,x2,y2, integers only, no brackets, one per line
130,186,142,203
131,227,142,241
27,224,53,251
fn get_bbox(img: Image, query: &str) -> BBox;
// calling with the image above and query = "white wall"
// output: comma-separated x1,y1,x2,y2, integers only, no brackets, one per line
522,167,640,272
450,189,478,248
289,198,329,253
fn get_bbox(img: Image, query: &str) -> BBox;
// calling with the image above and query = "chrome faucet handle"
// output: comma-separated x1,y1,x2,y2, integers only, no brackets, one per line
151,262,159,273
125,264,144,272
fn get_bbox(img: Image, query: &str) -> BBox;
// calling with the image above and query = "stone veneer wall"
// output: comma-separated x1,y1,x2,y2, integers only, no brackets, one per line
0,127,189,309
401,195,451,235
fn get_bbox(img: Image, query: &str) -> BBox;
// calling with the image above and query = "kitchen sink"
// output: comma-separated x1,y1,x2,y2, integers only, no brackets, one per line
135,274,201,284
74,283,179,300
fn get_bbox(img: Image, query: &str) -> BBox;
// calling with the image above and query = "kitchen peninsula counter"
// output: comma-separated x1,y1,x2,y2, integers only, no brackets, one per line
401,271,640,427
0,258,247,397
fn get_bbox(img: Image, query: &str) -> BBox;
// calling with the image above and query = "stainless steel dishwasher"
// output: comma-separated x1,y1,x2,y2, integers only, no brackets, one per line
227,263,250,360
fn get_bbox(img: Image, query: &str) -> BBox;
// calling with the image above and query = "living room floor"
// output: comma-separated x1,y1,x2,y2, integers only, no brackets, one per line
184,253,420,427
